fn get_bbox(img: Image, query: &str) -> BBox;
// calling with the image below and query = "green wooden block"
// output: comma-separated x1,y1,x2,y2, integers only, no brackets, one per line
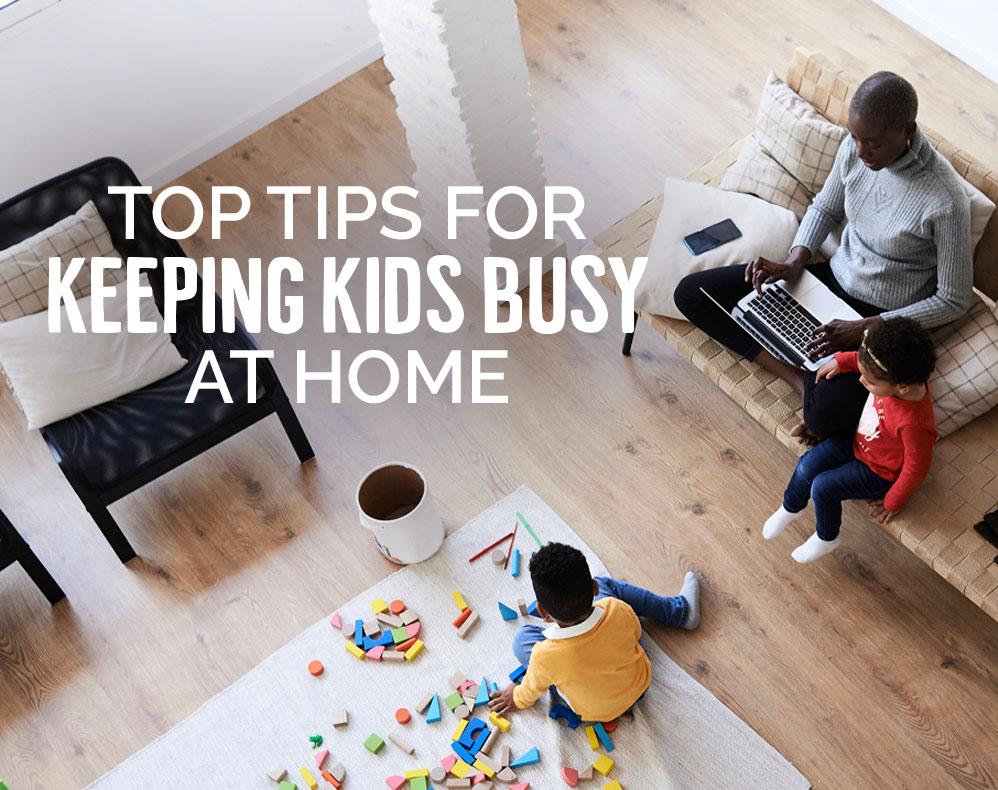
444,690,463,711
277,782,297,790
409,778,427,790
391,627,408,644
364,733,385,754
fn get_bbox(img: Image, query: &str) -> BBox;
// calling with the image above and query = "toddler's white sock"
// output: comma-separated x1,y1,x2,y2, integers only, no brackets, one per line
791,532,840,563
762,505,802,540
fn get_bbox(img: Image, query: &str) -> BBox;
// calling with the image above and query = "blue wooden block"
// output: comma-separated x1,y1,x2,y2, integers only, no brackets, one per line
426,694,441,723
593,721,615,752
451,741,477,765
509,746,540,768
353,619,364,648
362,631,395,650
474,678,490,707
527,600,539,616
511,548,521,577
498,602,519,621
509,665,526,683
470,724,490,755
490,681,500,693
549,703,582,729
459,717,486,748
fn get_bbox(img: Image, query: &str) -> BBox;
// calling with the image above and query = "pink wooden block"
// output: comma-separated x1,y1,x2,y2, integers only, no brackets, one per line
314,748,329,769
366,645,385,661
511,785,531,790
440,754,457,771
457,680,476,693
330,612,342,629
406,621,421,639
385,776,405,790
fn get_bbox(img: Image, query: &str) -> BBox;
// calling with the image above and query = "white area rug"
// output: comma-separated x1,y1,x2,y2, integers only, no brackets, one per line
90,487,809,789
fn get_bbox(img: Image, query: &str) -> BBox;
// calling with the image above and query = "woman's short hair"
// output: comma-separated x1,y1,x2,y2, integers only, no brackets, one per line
850,71,918,130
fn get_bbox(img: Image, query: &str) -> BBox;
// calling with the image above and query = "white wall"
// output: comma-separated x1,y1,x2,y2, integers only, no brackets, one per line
0,0,381,200
870,0,998,84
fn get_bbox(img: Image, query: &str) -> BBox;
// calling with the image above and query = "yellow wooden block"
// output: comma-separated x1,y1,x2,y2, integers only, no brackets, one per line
603,782,623,790
344,640,365,660
404,768,430,778
488,711,511,732
404,639,425,661
472,759,496,778
452,591,468,611
593,755,614,775
585,725,599,750
451,759,472,778
452,719,468,741
371,597,389,613
299,766,318,789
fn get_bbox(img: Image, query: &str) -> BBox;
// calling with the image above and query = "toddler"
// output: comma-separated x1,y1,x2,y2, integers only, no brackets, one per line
487,542,699,722
764,317,937,562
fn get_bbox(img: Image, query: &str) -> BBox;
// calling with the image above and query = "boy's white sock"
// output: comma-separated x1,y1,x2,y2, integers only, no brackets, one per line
678,571,699,630
762,506,802,540
791,532,840,563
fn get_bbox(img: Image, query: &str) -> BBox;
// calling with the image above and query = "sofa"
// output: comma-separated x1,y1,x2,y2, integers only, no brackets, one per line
594,48,998,622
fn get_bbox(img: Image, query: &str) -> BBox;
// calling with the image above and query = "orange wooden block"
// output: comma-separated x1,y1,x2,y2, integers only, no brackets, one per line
396,636,418,652
390,599,406,615
321,769,342,788
308,660,324,677
603,719,617,733
395,707,411,724
453,608,473,628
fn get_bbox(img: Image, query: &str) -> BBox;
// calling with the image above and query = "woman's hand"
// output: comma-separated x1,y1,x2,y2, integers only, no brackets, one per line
868,500,896,525
745,257,804,293
487,684,517,716
815,358,841,381
805,316,880,359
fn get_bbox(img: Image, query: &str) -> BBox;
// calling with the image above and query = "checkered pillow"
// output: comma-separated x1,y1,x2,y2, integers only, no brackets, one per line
0,200,126,322
930,296,998,437
721,72,845,219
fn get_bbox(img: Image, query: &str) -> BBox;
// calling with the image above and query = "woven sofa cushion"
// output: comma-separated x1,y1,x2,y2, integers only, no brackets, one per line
635,177,799,319
930,296,998,437
720,72,845,219
0,274,187,430
965,179,996,252
0,200,127,322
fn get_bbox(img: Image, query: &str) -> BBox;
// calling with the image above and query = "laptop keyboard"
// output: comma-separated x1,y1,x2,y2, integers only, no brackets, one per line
747,285,822,358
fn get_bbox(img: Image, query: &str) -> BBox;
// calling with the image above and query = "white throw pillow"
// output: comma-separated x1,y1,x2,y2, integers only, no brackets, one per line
930,296,998,437
636,178,800,319
0,274,187,430
0,200,127,322
964,178,996,252
721,73,845,219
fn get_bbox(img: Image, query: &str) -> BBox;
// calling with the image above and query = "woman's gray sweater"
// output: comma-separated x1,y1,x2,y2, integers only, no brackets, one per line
792,127,973,328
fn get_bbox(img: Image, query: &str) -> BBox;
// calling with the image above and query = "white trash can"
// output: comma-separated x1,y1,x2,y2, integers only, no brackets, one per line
356,463,445,564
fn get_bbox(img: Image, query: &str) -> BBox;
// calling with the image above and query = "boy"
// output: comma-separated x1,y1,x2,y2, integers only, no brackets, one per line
487,542,699,722
763,316,937,562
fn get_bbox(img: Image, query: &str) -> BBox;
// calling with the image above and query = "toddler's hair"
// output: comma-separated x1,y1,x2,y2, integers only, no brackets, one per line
528,542,593,622
859,316,935,385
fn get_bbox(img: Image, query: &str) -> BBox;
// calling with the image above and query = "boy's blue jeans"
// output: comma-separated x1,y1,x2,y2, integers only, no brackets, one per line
511,575,689,671
783,435,893,540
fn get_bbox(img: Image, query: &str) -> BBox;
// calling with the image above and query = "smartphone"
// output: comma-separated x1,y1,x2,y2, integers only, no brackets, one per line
683,219,742,256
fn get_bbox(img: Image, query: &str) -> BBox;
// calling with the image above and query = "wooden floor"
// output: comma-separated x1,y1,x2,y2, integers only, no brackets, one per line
3,0,998,788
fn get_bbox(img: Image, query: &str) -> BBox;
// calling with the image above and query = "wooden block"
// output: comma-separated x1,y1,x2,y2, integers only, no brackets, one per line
329,762,345,782
585,725,599,750
404,639,425,661
416,693,434,714
363,733,385,753
593,755,614,775
390,598,406,615
409,778,427,790
499,745,511,767
492,548,506,565
473,755,497,777
517,599,528,616
445,690,464,710
406,622,421,639
343,620,356,639
457,610,481,639
453,719,469,741
578,765,593,779
488,711,511,732
377,611,404,628
366,645,385,661
453,608,474,628
445,779,472,788
382,648,406,661
267,769,287,782
451,759,473,778
386,776,405,790
308,660,324,677
454,703,470,719
449,672,467,688
320,770,340,789
389,733,415,754
496,767,517,782
561,767,579,787
479,725,500,755
329,612,342,629
331,709,348,727
396,707,412,724
299,766,318,790
452,591,468,611
344,641,365,660
371,597,389,613
430,766,447,782
396,636,417,653
391,627,409,644
603,782,623,790
404,769,429,779
314,748,329,769
400,609,419,625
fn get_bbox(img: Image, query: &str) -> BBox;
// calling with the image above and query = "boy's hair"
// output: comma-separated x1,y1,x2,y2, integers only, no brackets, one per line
528,542,593,621
859,316,936,385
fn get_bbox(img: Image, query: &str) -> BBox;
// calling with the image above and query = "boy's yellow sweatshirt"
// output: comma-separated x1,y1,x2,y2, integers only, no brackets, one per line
512,597,651,721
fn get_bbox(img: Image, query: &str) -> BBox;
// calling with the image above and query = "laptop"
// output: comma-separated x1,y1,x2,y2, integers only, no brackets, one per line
700,269,862,372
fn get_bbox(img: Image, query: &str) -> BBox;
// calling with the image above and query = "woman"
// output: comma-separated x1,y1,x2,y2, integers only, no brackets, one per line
673,71,973,442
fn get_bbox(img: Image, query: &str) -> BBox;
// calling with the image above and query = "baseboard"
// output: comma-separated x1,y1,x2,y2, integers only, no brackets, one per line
144,38,384,189
868,0,998,85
